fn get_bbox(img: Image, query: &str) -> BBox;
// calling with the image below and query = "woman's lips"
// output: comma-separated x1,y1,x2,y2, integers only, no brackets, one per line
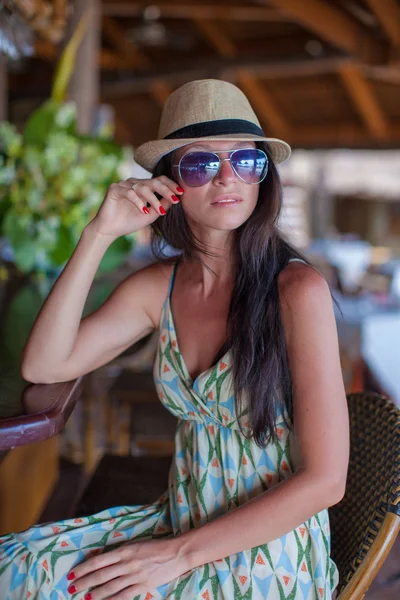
212,196,243,206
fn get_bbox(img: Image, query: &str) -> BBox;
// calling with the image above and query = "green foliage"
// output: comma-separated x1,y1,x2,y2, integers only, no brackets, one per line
0,102,135,275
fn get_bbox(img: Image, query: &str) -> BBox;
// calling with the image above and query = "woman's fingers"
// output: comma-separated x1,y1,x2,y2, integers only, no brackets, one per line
115,184,170,217
124,188,153,215
69,549,122,580
155,175,184,197
126,176,183,200
84,575,136,600
121,176,183,217
128,185,166,216
151,179,181,204
70,564,124,595
110,185,150,216
117,180,135,189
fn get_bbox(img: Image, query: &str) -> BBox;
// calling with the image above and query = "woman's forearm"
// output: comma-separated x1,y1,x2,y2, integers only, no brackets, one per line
176,470,344,570
21,222,114,383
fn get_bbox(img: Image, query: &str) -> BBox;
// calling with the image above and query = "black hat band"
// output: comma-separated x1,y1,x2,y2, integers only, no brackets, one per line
163,119,265,140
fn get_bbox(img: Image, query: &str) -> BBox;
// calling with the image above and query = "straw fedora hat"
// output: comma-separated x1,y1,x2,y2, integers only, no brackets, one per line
133,78,291,173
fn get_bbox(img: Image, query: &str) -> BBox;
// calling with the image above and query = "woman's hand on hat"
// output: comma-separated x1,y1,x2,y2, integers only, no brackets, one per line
87,176,184,240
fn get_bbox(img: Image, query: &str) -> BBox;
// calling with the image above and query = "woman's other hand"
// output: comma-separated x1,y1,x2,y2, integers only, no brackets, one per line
66,536,192,599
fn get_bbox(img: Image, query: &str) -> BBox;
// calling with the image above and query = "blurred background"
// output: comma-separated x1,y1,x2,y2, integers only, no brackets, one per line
0,1,399,595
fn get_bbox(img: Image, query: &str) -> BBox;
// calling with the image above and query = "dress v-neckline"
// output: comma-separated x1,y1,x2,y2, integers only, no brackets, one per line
167,260,231,388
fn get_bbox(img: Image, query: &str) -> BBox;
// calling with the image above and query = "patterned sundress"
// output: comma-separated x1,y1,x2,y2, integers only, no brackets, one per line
0,257,339,600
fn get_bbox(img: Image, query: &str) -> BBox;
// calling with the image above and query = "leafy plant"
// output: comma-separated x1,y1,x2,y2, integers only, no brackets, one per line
0,14,135,277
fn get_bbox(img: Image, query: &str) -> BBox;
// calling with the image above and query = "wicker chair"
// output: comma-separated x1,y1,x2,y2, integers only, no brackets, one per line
329,391,400,599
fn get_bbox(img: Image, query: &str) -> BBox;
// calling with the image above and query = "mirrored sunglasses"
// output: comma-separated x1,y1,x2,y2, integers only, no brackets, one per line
172,148,269,187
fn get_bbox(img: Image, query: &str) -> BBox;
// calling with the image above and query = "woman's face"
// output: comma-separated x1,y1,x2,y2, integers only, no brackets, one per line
172,140,260,232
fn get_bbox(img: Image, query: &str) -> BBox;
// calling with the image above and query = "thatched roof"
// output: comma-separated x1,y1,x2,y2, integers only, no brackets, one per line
6,0,400,149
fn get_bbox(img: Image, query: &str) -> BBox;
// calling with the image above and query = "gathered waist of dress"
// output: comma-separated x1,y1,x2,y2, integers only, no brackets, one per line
175,413,292,438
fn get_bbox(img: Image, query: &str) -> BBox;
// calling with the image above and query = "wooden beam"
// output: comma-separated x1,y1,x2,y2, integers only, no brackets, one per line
32,34,400,83
34,39,126,69
150,80,172,108
114,113,133,144
192,18,237,59
338,63,389,141
102,15,150,69
101,55,350,98
100,48,128,69
220,56,348,81
363,64,400,84
102,3,285,21
363,0,400,48
237,70,291,138
266,0,387,64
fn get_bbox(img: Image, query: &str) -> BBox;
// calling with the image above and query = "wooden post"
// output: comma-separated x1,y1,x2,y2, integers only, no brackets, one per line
67,0,101,134
367,201,390,246
0,55,7,122
310,154,333,239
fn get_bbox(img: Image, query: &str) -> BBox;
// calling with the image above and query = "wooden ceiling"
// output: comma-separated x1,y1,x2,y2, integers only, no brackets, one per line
7,0,400,150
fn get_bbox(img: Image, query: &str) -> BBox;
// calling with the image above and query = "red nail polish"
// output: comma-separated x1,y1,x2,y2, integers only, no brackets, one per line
68,584,77,593
171,195,180,202
159,206,166,215
142,206,150,215
84,594,92,600
176,186,184,193
67,572,76,581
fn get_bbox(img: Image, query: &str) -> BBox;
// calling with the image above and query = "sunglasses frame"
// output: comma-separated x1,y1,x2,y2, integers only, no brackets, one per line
172,147,269,187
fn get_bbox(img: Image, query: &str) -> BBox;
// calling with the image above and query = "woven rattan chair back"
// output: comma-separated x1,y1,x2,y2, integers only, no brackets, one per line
329,391,400,599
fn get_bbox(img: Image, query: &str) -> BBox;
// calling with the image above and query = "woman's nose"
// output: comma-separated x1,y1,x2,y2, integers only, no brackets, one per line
215,158,237,182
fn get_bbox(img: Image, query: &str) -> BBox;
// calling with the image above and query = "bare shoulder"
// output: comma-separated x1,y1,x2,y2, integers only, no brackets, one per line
121,259,176,331
132,259,175,286
277,260,333,345
278,259,326,293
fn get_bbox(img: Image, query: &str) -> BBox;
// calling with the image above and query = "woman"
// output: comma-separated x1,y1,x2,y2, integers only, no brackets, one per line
0,79,349,599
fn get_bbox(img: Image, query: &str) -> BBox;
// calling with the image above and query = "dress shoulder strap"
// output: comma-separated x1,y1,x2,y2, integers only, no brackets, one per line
287,257,307,264
159,260,179,330
168,260,179,298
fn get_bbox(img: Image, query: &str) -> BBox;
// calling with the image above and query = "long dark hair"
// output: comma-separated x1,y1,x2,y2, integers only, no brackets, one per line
150,141,342,448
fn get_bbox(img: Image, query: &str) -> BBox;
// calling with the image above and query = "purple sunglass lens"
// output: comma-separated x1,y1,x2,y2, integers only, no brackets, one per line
179,152,219,186
231,149,268,183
